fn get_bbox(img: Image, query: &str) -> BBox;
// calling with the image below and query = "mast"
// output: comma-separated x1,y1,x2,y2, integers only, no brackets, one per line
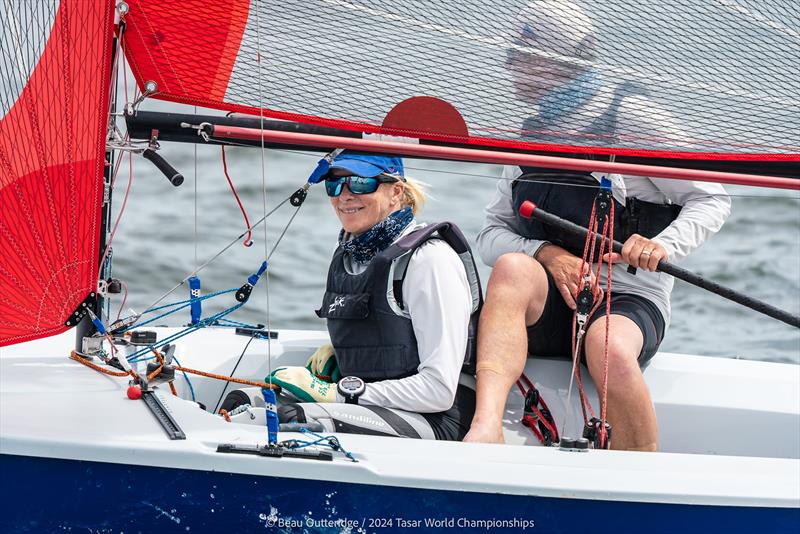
74,7,122,351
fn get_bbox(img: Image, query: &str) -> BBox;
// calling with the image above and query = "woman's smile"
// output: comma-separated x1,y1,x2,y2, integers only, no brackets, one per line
338,205,364,215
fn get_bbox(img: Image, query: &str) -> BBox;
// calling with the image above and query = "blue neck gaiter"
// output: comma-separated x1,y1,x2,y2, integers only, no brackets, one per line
537,68,602,124
339,207,414,265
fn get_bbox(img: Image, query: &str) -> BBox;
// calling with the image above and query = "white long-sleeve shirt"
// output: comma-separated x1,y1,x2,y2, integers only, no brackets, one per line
336,222,473,413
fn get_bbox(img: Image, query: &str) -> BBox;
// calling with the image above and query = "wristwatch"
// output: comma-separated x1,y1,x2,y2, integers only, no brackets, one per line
337,376,366,405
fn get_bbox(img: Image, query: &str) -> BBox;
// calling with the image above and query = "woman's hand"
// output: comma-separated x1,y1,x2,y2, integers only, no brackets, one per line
604,233,668,272
267,367,337,403
305,343,341,382
536,244,597,310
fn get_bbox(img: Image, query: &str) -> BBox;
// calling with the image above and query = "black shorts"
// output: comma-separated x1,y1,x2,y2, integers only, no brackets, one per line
525,272,665,367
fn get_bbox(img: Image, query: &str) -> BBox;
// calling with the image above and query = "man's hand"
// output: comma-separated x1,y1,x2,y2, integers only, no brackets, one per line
535,244,596,309
267,367,337,403
305,343,341,382
604,233,668,272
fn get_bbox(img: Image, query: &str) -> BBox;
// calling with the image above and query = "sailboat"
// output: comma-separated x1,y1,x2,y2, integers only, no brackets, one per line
1,1,798,531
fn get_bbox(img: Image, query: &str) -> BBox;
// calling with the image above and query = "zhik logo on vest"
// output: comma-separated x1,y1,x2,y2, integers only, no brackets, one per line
329,295,346,313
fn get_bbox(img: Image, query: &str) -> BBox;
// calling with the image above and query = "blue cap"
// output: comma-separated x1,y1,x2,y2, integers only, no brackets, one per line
307,151,404,184
328,153,404,179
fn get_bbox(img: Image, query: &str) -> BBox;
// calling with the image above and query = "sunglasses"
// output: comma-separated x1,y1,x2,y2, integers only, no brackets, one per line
324,174,400,197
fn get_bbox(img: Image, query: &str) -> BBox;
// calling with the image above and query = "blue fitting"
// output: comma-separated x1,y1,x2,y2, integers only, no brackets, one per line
262,388,279,444
188,276,202,325
91,316,107,335
247,261,268,286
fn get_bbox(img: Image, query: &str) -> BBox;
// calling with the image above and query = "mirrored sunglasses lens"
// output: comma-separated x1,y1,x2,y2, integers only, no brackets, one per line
347,176,379,195
325,178,345,197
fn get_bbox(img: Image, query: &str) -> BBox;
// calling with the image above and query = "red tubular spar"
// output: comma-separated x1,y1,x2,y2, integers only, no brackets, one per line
212,126,800,190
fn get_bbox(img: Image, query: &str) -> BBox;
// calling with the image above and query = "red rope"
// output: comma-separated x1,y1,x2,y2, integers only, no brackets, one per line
571,202,603,424
570,191,618,437
598,202,616,448
221,145,254,247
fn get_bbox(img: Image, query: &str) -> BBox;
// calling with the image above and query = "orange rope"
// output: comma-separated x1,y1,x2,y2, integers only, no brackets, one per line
219,409,232,422
69,351,137,380
172,364,278,390
147,348,278,390
71,349,278,392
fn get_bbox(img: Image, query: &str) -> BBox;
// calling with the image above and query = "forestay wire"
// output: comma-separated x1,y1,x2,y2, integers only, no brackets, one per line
256,0,275,384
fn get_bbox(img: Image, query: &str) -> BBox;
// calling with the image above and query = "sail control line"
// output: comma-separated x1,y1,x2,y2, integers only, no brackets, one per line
572,178,615,450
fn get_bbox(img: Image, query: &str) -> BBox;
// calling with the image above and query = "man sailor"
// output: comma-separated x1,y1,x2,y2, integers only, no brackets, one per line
464,0,731,450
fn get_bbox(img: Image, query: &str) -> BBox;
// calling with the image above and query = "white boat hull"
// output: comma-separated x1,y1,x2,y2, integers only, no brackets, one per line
1,327,798,532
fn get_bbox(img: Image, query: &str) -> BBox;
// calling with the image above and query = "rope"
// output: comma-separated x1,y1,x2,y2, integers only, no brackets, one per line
170,363,278,390
221,144,254,247
69,351,136,380
145,345,277,390
70,348,277,394
138,195,293,314
562,190,618,443
598,202,615,448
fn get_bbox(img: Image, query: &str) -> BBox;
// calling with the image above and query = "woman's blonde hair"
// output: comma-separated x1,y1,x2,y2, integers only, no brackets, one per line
401,176,428,216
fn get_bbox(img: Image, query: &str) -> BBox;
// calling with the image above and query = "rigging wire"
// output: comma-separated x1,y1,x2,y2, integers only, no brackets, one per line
194,106,199,269
212,335,256,415
137,195,294,313
255,0,275,385
99,151,134,286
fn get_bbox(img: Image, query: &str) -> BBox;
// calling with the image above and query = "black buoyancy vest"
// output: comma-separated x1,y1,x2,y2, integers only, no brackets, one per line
511,170,682,257
514,82,681,257
316,222,483,381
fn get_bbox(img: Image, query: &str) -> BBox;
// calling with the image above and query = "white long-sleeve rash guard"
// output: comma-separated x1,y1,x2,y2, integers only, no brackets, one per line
336,222,473,413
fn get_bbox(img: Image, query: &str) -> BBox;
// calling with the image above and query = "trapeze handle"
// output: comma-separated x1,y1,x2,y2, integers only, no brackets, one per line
143,148,184,186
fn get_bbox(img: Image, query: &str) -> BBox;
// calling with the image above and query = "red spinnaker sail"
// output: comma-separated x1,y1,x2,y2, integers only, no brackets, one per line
0,1,115,346
121,0,799,161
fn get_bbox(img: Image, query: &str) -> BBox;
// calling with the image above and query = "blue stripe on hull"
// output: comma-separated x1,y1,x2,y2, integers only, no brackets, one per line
0,454,796,533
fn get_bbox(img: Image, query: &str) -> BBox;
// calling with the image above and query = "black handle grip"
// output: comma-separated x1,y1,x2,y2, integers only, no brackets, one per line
143,148,184,186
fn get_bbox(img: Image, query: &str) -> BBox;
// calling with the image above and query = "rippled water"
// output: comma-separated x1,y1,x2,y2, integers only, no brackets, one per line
112,128,800,364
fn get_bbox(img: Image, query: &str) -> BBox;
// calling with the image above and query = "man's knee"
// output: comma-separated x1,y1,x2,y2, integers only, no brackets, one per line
486,253,549,322
585,323,644,388
488,254,547,298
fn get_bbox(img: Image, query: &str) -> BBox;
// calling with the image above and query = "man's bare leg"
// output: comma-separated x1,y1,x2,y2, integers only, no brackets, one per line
463,253,549,443
583,315,658,451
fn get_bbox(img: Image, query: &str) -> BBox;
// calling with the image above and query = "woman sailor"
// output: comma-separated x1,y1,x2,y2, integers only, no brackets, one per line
464,0,731,450
269,152,481,441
